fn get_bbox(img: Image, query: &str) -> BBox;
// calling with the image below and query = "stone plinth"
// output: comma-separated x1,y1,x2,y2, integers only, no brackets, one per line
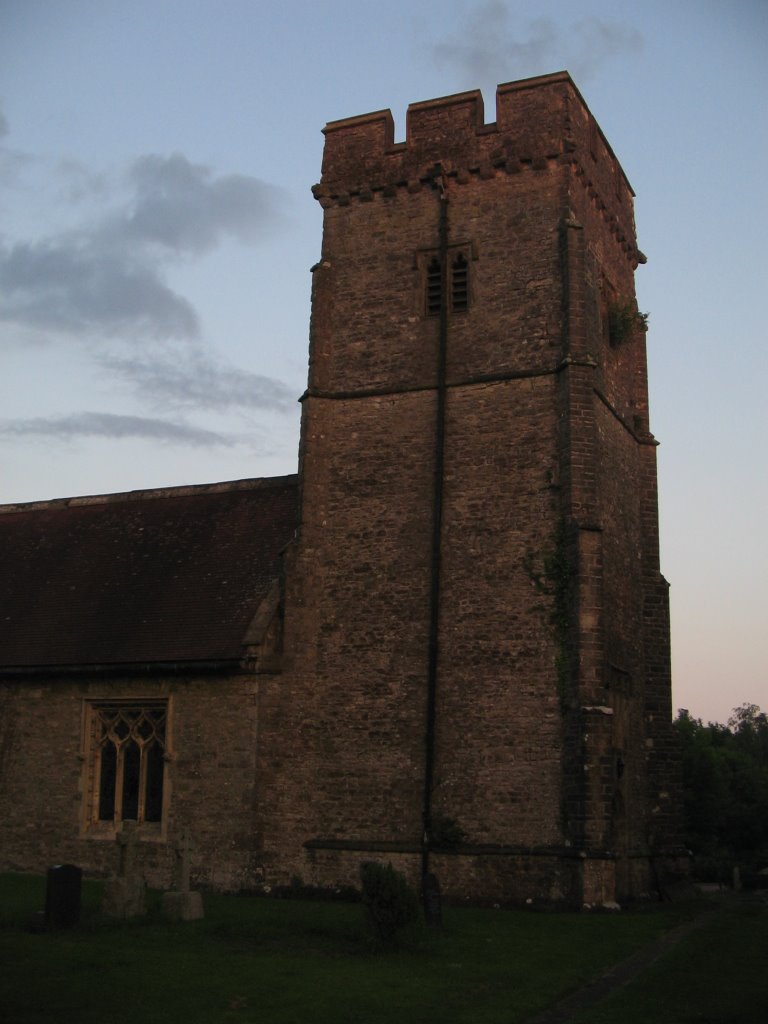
102,875,146,919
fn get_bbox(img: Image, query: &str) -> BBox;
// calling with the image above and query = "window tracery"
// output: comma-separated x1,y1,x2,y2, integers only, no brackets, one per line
85,700,167,828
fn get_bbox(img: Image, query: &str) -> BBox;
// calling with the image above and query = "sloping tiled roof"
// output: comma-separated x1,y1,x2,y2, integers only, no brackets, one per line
0,475,297,672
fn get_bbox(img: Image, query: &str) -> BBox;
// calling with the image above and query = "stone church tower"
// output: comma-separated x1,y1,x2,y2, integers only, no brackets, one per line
268,71,683,906
0,72,683,906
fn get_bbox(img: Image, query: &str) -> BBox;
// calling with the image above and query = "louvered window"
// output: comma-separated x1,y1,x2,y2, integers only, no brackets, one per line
426,257,442,315
423,249,471,316
451,253,469,310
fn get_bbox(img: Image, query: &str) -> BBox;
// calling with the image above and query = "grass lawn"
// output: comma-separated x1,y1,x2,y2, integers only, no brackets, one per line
0,873,764,1024
572,897,768,1024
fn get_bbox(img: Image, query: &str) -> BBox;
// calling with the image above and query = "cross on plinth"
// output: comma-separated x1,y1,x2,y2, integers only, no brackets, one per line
103,820,146,919
117,820,139,878
175,829,195,893
161,828,204,921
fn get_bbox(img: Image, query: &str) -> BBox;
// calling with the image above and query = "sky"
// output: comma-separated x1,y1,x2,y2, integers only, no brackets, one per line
0,0,765,725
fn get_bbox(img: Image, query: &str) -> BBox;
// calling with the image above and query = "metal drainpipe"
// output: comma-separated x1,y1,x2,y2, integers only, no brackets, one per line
422,166,449,895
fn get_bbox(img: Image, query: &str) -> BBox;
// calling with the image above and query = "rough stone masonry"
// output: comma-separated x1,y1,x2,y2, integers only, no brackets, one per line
265,71,686,906
0,72,686,908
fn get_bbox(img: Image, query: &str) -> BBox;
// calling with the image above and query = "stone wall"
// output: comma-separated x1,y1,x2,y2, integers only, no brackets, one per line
264,72,680,904
0,74,681,906
0,674,264,892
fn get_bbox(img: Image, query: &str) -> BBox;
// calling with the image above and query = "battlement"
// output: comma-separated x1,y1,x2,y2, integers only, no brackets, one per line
319,73,571,188
315,71,638,264
322,71,576,148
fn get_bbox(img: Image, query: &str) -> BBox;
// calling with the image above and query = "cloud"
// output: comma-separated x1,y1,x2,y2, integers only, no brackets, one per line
56,158,111,204
0,151,286,340
0,238,199,338
0,411,234,447
432,5,643,84
566,18,645,80
101,349,296,414
0,104,35,187
122,153,284,254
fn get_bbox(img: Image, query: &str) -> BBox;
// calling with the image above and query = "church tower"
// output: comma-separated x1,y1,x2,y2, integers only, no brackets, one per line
272,72,683,906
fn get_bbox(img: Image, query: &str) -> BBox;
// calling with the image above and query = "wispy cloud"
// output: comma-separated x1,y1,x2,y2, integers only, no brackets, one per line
55,158,111,204
0,150,287,341
0,110,296,462
122,153,284,253
0,412,234,447
101,349,296,414
432,4,643,85
0,239,199,338
0,102,35,187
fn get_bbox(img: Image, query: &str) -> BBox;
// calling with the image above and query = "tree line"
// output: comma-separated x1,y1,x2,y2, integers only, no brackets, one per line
674,703,768,879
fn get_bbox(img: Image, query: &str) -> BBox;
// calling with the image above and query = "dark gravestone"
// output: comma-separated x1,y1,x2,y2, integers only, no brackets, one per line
45,864,82,928
422,871,442,928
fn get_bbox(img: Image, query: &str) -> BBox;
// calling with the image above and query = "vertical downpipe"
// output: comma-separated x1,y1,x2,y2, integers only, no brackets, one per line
422,168,449,898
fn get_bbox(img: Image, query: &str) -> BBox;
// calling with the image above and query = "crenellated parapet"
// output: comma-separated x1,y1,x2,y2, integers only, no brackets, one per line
313,71,642,266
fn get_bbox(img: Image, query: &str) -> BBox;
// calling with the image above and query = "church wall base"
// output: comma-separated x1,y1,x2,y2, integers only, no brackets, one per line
284,844,687,909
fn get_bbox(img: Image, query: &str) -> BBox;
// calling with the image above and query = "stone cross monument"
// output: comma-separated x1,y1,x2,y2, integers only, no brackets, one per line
102,820,147,919
161,828,204,921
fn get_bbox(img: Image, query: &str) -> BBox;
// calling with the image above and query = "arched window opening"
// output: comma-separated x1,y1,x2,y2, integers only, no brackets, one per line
90,701,167,826
426,257,442,316
451,253,468,311
98,740,117,821
423,248,471,316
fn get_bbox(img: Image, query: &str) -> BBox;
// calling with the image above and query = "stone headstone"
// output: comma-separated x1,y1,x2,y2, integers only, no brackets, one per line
102,821,146,919
45,864,82,928
422,871,442,928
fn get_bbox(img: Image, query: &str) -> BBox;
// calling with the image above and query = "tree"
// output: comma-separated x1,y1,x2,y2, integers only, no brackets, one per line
674,705,768,877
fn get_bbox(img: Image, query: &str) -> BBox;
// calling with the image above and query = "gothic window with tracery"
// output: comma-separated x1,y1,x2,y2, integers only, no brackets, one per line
87,700,167,826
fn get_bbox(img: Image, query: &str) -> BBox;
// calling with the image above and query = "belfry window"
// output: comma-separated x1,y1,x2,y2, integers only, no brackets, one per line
451,253,469,311
423,248,471,316
87,700,167,826
426,257,442,315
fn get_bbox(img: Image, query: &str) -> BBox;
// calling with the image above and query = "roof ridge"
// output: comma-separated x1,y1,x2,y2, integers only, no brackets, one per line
0,473,298,515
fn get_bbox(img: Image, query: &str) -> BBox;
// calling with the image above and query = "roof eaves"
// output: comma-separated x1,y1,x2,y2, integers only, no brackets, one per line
0,658,251,679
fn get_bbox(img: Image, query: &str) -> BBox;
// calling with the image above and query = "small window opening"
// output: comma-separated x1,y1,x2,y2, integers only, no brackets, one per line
451,253,469,311
424,250,471,316
426,257,442,316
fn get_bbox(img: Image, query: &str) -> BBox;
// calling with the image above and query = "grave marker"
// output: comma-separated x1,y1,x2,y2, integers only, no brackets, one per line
161,828,204,921
45,864,82,928
102,820,147,919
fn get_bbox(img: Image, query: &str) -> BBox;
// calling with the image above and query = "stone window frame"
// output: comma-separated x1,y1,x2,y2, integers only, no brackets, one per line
417,243,474,318
79,696,172,842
